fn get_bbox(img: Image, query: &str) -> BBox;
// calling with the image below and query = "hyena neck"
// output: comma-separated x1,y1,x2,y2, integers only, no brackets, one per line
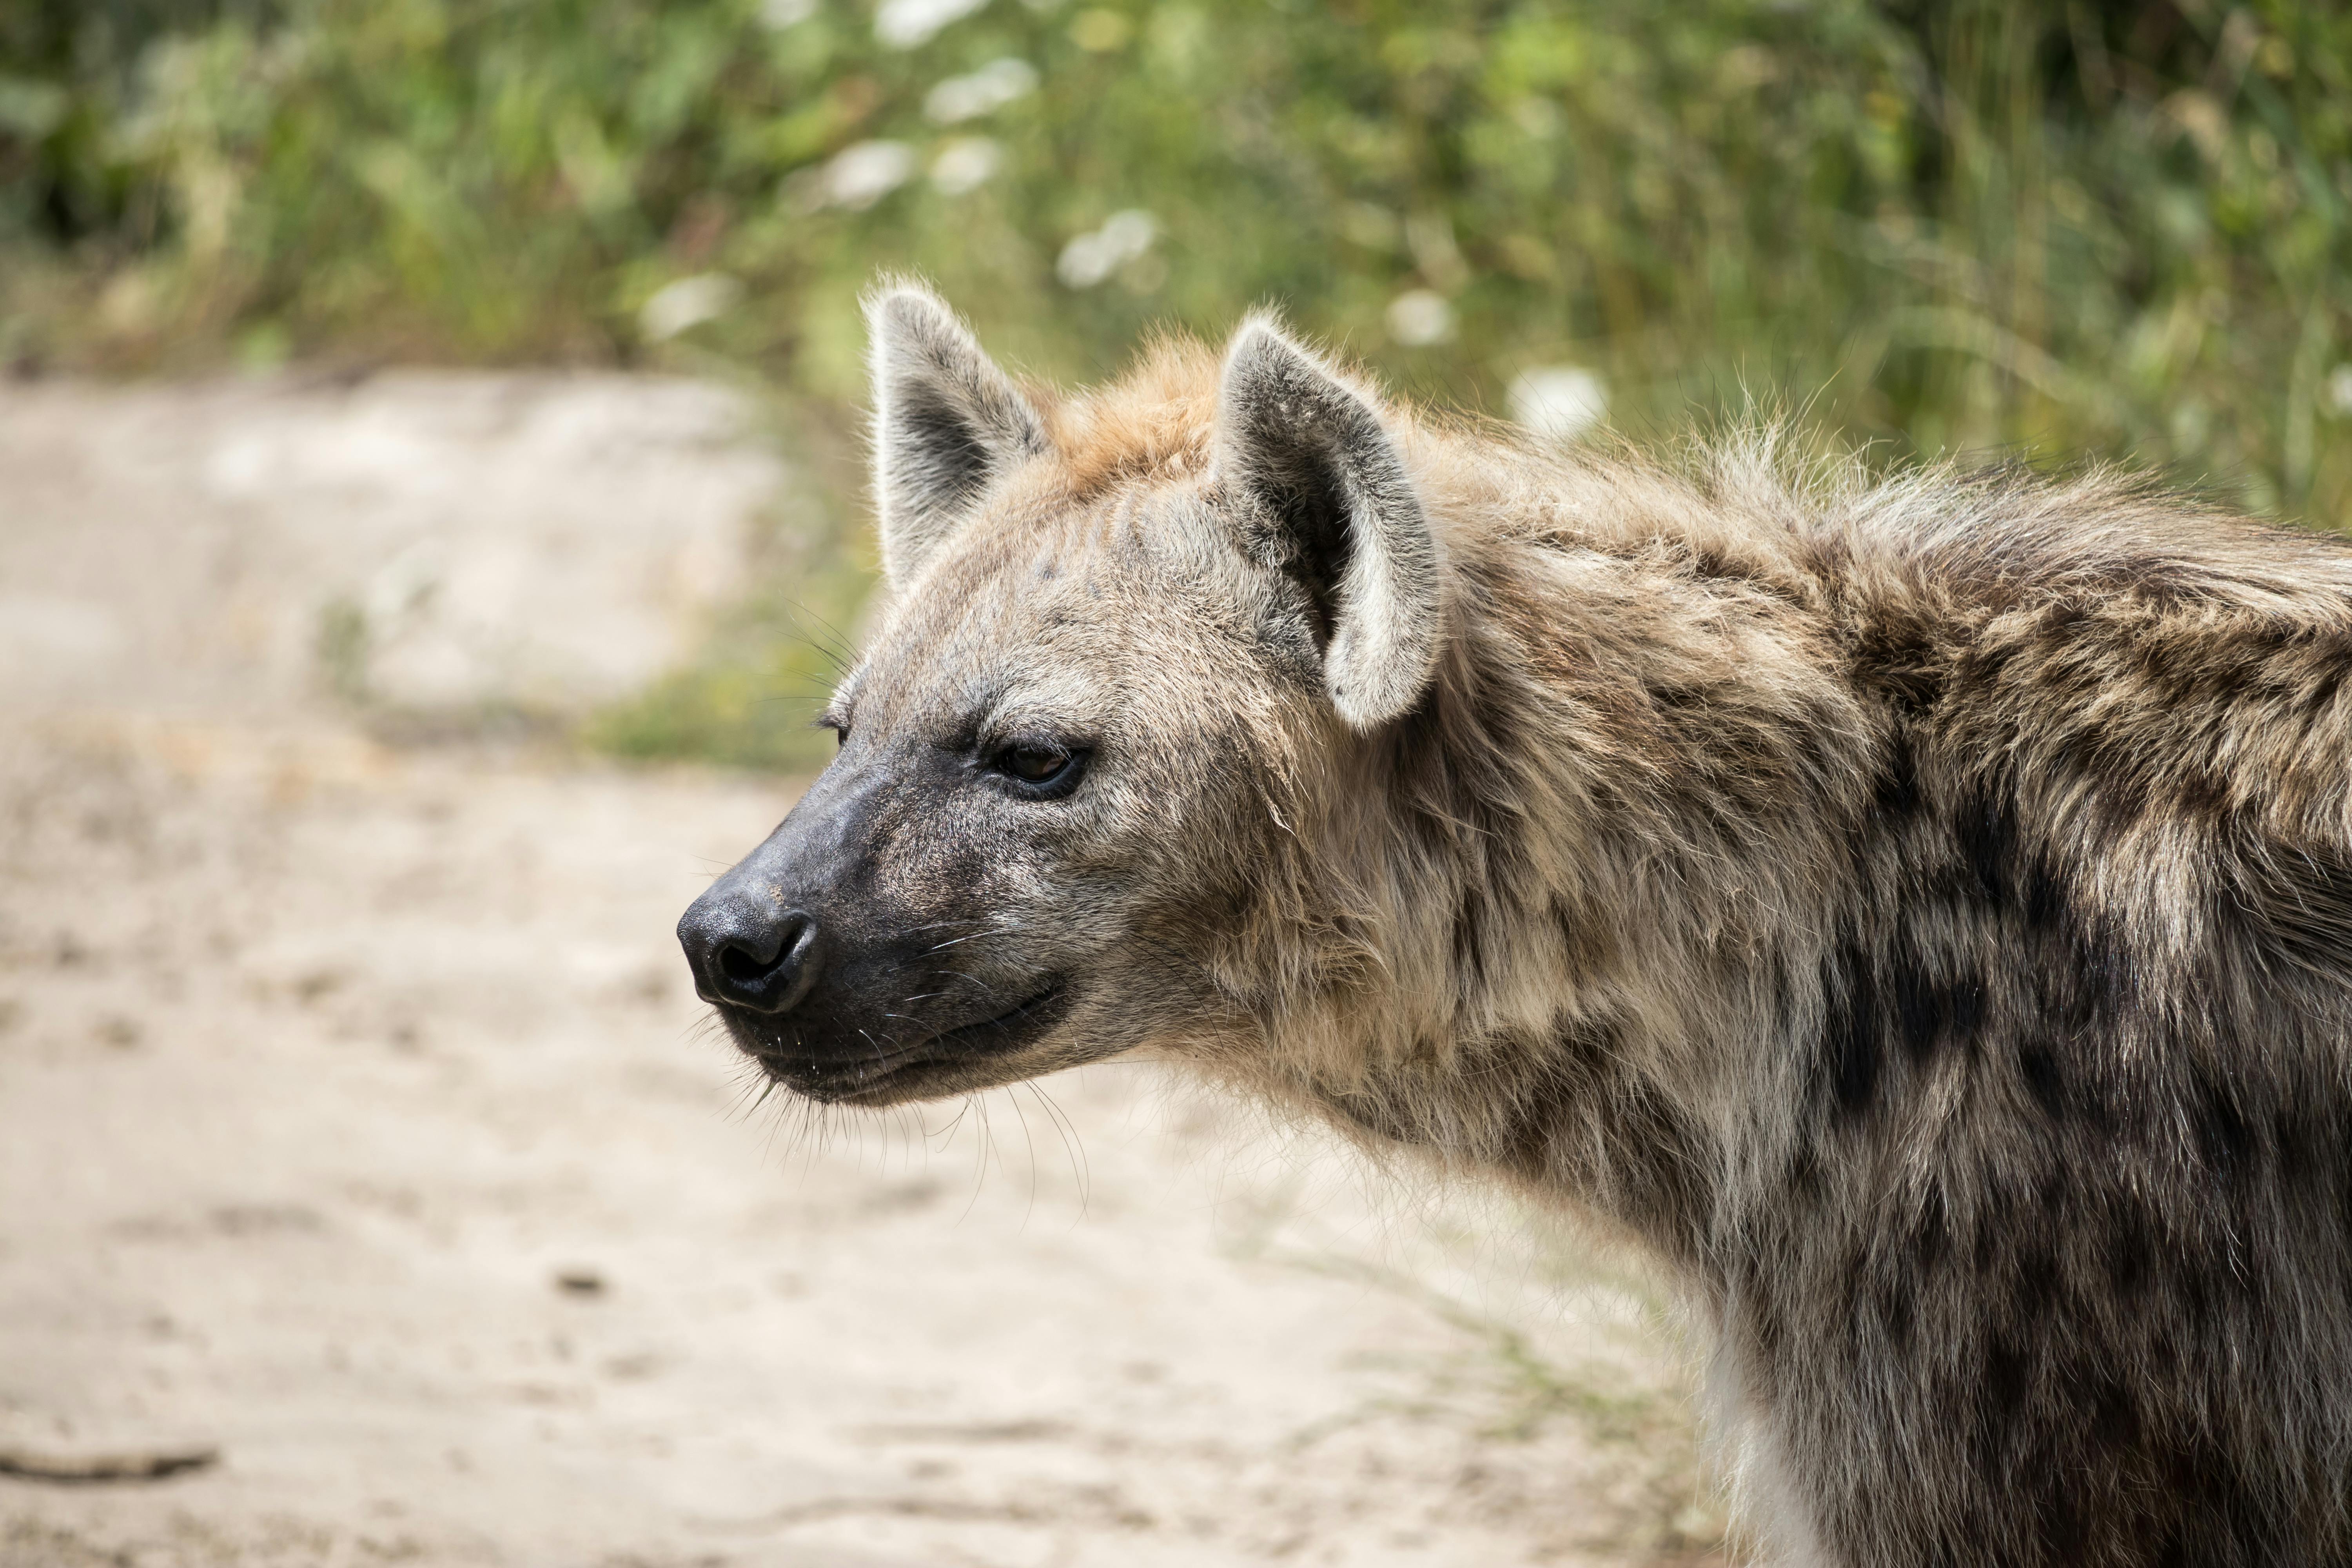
1256,483,1876,1273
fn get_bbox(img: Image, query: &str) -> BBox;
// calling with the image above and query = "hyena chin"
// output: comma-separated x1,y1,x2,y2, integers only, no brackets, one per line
679,281,2352,1566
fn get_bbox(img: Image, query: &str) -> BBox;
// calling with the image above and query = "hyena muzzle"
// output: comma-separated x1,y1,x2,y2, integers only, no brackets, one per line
678,282,2352,1566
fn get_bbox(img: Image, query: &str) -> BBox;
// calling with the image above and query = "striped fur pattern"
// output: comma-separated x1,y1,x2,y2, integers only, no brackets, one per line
776,285,2352,1564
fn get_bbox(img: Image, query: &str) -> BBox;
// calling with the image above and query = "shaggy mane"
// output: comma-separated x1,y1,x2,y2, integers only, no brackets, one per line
1039,334,1220,498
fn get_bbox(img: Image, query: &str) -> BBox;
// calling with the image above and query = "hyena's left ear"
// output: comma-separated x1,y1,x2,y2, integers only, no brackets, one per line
1215,318,1443,729
866,283,1050,587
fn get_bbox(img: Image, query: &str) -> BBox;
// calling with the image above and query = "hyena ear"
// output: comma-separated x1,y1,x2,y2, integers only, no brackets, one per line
1215,318,1443,729
865,283,1049,587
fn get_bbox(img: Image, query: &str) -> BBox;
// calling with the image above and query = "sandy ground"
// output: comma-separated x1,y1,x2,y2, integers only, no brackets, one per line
0,374,1725,1568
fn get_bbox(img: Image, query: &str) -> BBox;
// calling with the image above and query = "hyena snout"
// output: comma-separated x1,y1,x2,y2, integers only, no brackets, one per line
675,891,821,1016
677,764,1083,1105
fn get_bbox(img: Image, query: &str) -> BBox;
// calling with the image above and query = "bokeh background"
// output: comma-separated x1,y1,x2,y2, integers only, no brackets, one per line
7,0,2351,764
1,4,2347,1566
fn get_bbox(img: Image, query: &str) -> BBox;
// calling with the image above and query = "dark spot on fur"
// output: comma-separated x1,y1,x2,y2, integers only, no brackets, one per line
2035,1461,2094,1561
1605,1078,1713,1260
1450,887,1490,994
1871,735,1922,823
1851,605,1946,715
1970,1182,2013,1276
2149,1433,2287,1567
2038,597,2093,637
1736,1272,1789,1380
2022,857,2069,931
1821,936,1882,1117
2190,1070,2255,1180
1907,1185,1949,1270
1954,783,2019,909
1890,946,1939,1060
2102,1208,2152,1297
2299,662,2344,718
2244,617,2296,652
1982,1337,2031,1423
1889,950,1988,1064
1490,1022,1601,1176
1871,1269,1915,1348
1649,683,1708,712
2174,1254,2217,1337
2271,1104,2321,1185
2088,1376,2141,1454
1548,893,1610,979
1498,1022,1712,1269
2018,1039,2066,1118
1784,1140,1824,1201
2009,1245,2063,1323
1947,973,1987,1042
2034,911,2129,1040
1956,634,2017,691
2083,757,2153,840
2034,1167,2072,1221
2172,768,2230,819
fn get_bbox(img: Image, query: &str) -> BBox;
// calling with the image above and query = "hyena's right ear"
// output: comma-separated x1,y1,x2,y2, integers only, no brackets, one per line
1215,318,1444,730
865,283,1049,587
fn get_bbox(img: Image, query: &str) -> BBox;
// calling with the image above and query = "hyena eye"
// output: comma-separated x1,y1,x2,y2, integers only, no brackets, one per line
1005,745,1069,782
989,742,1087,797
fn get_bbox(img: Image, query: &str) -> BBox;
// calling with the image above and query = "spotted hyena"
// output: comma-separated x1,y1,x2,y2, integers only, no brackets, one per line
678,282,2352,1566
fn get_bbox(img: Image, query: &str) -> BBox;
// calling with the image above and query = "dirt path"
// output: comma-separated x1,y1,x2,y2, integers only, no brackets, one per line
0,375,1722,1568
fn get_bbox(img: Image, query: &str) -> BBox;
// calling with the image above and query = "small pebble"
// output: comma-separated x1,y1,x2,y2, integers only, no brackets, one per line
553,1267,605,1296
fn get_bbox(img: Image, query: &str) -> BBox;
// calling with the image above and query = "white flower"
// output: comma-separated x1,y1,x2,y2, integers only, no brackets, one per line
931,137,1003,196
640,274,745,342
2328,364,2352,418
1056,209,1157,288
925,58,1038,123
875,0,988,49
1385,289,1454,347
812,140,916,209
1507,365,1608,443
758,0,817,27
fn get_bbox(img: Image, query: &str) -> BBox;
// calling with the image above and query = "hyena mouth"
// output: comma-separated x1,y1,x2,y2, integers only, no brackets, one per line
740,982,1074,1105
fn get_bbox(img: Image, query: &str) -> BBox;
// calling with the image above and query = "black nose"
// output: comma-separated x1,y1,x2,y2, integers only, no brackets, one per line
677,891,822,1014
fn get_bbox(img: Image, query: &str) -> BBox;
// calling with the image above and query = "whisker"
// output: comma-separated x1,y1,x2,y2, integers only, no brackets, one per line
925,927,1019,954
1005,1085,1042,1228
1029,1080,1092,1218
961,1095,996,1221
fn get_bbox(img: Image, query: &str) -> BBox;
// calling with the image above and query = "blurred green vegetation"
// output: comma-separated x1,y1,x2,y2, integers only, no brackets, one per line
5,0,2349,763
582,410,881,770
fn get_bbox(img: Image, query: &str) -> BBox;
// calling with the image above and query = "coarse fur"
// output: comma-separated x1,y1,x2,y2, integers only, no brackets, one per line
679,282,2352,1566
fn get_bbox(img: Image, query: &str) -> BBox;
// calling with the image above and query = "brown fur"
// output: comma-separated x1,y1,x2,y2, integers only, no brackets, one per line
684,287,2352,1566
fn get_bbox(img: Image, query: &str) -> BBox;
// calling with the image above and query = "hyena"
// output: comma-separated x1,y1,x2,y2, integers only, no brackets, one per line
678,283,2352,1566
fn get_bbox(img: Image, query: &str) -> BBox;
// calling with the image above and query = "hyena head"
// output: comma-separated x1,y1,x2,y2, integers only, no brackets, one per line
677,283,1448,1106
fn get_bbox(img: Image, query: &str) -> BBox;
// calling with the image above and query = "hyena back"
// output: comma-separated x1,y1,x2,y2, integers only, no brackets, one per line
678,283,2352,1566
